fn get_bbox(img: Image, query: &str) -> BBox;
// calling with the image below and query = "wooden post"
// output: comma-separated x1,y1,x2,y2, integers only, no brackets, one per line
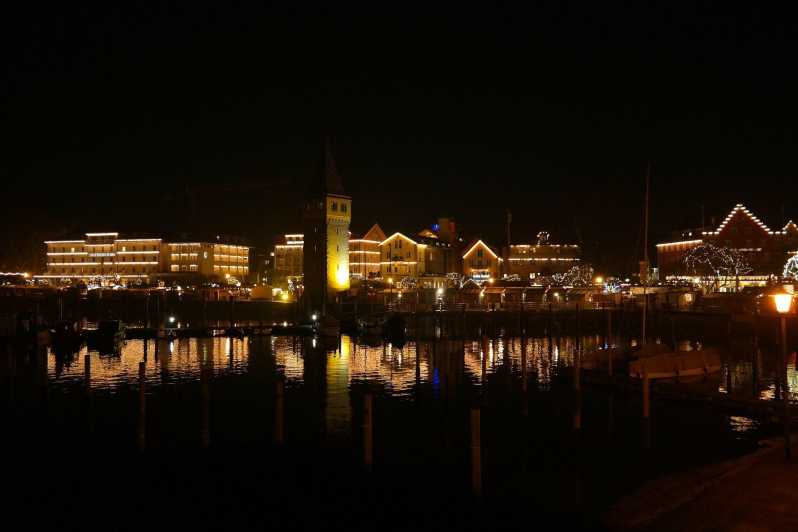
574,345,581,392
274,377,285,445
781,316,791,460
84,354,91,393
470,408,482,497
642,371,650,419
363,392,373,471
201,366,210,448
137,361,146,451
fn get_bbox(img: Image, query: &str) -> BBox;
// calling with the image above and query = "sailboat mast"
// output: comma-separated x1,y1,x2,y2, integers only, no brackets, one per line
641,162,651,346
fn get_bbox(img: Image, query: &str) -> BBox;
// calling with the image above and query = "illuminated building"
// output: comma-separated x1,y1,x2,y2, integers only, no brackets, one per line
505,231,581,278
165,241,249,279
349,224,385,279
657,203,798,286
39,232,249,285
273,234,304,283
462,239,502,281
303,139,351,314
41,232,161,284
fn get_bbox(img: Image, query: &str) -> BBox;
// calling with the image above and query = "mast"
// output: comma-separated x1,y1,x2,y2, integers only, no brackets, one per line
641,162,651,346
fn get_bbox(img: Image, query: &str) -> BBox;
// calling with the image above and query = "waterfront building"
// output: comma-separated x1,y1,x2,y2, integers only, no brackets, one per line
41,232,162,283
378,228,456,281
505,231,581,279
303,140,351,314
656,203,798,287
462,239,502,281
164,241,249,279
273,234,304,283
349,224,385,279
40,232,249,285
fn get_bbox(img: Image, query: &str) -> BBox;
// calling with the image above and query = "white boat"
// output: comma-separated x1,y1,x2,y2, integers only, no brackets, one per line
628,348,722,380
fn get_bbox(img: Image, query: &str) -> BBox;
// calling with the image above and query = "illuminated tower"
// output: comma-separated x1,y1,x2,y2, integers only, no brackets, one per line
303,138,351,315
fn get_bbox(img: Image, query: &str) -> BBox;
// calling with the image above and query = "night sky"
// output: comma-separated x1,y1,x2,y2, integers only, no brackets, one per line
3,3,797,274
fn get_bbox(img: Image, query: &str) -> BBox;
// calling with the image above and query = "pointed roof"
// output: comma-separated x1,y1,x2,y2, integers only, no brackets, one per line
309,137,347,197
362,223,386,242
703,203,781,236
462,239,500,260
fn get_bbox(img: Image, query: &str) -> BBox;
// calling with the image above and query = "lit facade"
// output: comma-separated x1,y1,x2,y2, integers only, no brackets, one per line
274,234,304,283
349,224,385,279
657,203,798,284
462,239,502,281
164,242,249,278
505,243,581,278
380,232,424,278
40,232,249,285
42,233,162,283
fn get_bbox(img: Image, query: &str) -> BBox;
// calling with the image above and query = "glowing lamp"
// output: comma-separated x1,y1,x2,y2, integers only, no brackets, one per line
388,278,393,284
774,293,793,314
311,313,318,321
436,288,444,297
280,292,289,301
594,276,604,285
168,316,176,324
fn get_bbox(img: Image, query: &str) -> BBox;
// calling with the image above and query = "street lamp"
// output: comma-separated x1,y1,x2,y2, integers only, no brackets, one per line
774,291,794,460
388,278,394,307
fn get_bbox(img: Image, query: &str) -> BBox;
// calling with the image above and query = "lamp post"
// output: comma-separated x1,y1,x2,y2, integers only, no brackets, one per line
774,292,793,460
388,278,394,309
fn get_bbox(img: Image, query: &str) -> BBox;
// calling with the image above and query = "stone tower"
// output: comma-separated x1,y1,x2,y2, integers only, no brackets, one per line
302,138,351,316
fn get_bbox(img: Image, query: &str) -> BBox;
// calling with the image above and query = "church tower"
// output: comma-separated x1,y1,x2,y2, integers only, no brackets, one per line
303,138,351,316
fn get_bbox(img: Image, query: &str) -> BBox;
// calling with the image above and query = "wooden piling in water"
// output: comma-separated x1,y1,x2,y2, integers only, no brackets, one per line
84,354,91,393
274,377,284,445
200,366,210,448
137,361,146,451
363,392,373,472
642,372,650,419
470,407,482,497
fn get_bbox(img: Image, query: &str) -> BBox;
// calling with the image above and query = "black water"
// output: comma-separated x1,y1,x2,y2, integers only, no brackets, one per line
0,335,781,530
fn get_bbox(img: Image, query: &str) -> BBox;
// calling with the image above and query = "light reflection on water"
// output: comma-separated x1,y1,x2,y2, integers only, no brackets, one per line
41,334,797,437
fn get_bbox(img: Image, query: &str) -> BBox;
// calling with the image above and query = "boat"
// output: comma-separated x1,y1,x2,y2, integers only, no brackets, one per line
50,320,83,354
356,315,384,336
628,347,722,379
580,346,628,370
316,316,341,337
85,320,125,353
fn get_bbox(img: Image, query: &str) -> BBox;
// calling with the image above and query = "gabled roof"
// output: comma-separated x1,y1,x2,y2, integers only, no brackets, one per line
783,220,798,234
361,223,386,242
381,232,418,246
703,203,783,236
462,239,501,260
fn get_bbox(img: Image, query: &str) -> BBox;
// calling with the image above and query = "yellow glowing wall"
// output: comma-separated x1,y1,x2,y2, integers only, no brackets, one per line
326,195,351,296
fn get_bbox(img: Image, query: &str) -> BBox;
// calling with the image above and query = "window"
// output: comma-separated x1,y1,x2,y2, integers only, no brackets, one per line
331,202,338,211
341,203,347,213
477,249,483,258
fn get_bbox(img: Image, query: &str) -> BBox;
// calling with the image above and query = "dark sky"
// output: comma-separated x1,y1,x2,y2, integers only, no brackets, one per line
3,2,797,273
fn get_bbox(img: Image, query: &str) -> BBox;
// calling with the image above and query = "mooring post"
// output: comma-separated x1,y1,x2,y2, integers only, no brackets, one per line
781,315,791,460
84,354,91,393
137,361,146,452
642,371,650,419
363,392,373,472
275,377,285,445
470,407,482,498
200,366,210,448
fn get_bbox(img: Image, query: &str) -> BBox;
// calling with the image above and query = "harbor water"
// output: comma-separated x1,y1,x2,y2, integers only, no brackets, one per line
0,333,787,530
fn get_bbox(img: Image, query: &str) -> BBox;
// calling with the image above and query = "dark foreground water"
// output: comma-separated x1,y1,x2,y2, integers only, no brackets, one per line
0,334,785,530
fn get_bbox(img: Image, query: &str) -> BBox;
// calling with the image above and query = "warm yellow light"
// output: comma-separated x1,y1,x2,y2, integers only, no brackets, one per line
335,266,348,286
488,277,494,284
281,292,289,301
22,272,30,279
774,293,793,314
388,278,393,284
225,273,230,279
594,276,604,285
